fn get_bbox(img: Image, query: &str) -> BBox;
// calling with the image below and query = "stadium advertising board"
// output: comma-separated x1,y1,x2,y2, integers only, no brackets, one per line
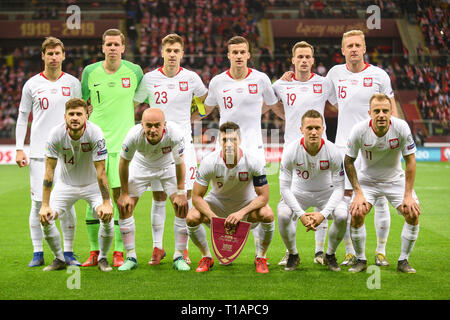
0,20,119,39
271,19,399,38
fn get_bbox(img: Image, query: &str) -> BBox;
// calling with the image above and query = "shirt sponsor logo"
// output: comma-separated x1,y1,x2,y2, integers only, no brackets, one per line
320,160,329,170
363,77,373,87
162,146,172,154
81,143,92,152
389,138,399,149
62,87,71,96
179,81,188,91
351,79,358,86
122,78,131,88
313,84,322,93
51,89,57,94
239,171,249,181
248,84,258,94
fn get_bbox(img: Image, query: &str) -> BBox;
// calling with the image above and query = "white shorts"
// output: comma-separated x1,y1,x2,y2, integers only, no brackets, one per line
204,193,254,221
278,189,335,220
30,158,62,202
149,145,198,192
128,161,178,198
359,179,419,214
50,182,104,218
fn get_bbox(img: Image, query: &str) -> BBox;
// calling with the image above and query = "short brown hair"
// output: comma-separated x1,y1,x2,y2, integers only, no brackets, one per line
65,98,88,113
102,28,125,45
162,33,184,49
292,41,314,57
341,29,365,48
219,121,241,138
41,37,65,54
227,36,249,51
301,109,323,125
369,93,392,109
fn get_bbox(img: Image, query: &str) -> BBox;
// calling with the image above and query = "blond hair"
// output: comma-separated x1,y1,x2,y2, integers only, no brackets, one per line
162,33,184,48
341,30,365,48
369,93,392,109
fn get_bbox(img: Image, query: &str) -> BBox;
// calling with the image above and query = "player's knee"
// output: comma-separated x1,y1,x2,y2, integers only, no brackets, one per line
153,191,167,201
277,204,292,224
186,208,201,227
404,214,419,226
258,205,274,223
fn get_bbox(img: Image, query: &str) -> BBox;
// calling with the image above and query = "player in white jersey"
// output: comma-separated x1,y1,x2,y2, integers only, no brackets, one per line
278,110,348,272
204,36,279,160
345,93,420,274
272,41,336,266
15,37,82,267
117,108,189,271
186,122,275,273
39,98,114,272
326,30,398,267
133,34,208,265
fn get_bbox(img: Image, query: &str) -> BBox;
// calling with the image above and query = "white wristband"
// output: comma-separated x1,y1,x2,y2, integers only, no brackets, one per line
177,190,187,196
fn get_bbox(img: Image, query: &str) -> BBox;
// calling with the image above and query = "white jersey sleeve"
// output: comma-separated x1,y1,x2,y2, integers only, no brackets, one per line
204,76,219,107
120,125,140,161
133,75,151,103
195,152,214,187
261,73,278,106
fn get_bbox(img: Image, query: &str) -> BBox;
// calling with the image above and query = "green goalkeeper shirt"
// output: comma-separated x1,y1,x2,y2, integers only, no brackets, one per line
81,60,143,153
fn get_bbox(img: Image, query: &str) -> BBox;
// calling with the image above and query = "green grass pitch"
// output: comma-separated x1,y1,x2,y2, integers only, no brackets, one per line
0,162,449,300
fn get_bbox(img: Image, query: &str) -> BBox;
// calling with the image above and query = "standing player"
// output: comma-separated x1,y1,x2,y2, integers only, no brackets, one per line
272,41,336,266
81,28,143,267
278,110,348,272
117,108,189,271
15,37,81,267
186,122,275,273
345,93,420,273
133,33,208,265
203,36,279,253
326,30,398,267
38,98,114,272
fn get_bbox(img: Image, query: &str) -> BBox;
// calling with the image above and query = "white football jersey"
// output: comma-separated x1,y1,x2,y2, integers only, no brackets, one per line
280,138,344,193
196,148,267,206
205,68,278,149
46,121,108,186
18,72,82,158
120,121,185,170
272,73,335,144
326,63,394,147
134,67,207,144
346,117,416,183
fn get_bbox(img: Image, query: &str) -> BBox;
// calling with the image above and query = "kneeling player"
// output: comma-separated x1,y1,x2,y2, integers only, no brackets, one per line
278,110,348,271
345,93,420,273
117,108,189,271
186,122,275,274
39,98,114,272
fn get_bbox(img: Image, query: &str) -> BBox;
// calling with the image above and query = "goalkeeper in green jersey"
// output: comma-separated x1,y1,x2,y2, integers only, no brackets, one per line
80,29,143,267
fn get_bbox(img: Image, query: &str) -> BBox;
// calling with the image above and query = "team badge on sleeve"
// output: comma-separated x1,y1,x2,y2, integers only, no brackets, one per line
122,144,129,152
211,217,251,266
97,139,106,149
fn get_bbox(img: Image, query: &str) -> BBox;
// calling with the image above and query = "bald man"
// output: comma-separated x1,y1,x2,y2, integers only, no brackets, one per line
117,108,190,271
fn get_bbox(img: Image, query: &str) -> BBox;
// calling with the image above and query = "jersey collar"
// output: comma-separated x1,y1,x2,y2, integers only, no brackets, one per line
293,72,315,81
158,66,182,77
345,62,370,73
226,68,252,80
40,71,65,81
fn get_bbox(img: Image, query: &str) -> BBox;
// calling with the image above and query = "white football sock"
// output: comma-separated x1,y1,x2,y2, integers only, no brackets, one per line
118,216,136,259
60,206,76,252
173,216,188,259
315,213,328,253
187,224,211,257
151,200,166,249
374,197,390,255
351,224,367,261
29,200,43,252
399,223,419,261
41,221,64,261
277,204,298,255
257,221,275,258
343,196,356,255
99,219,114,260
326,200,348,255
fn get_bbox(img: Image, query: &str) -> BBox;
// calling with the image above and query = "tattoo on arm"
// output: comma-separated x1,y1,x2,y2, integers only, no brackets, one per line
99,182,110,200
43,179,53,188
